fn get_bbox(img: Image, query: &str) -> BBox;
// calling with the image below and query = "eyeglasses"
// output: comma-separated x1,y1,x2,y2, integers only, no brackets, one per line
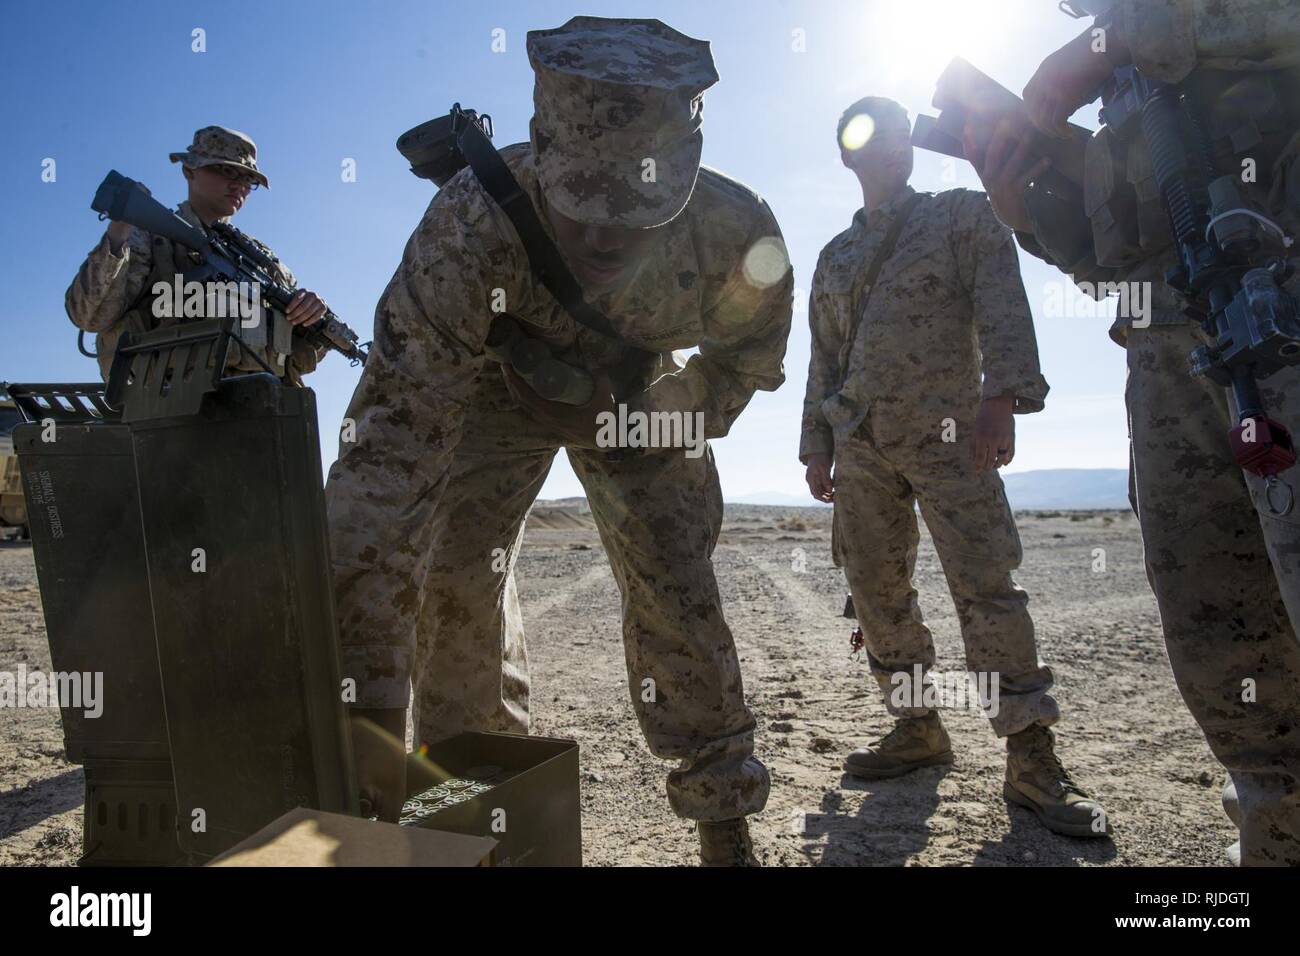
209,165,262,190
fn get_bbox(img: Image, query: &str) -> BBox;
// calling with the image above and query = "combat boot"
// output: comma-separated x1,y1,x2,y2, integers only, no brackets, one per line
1222,779,1240,826
1004,724,1111,838
698,817,759,866
843,713,953,779
1222,779,1241,866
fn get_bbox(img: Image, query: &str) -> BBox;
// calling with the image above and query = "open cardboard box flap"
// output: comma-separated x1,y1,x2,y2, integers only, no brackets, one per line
209,808,496,867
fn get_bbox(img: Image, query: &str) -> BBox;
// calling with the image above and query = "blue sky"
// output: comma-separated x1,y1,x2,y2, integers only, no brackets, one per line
0,0,1126,501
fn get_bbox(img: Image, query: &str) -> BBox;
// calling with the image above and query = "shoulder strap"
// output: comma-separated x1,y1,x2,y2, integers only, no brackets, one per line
840,191,924,382
458,121,622,342
858,192,924,306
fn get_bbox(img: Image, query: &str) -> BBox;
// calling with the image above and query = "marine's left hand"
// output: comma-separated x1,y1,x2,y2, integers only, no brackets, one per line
974,395,1016,471
502,364,618,449
286,289,328,327
1023,24,1124,139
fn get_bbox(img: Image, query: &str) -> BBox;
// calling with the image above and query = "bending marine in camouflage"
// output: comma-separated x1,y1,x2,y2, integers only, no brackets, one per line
65,125,330,385
970,0,1300,864
326,17,792,865
803,97,1109,838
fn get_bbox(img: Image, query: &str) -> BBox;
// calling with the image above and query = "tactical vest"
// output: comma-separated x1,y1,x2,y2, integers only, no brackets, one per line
98,219,302,384
1086,66,1300,270
96,234,189,382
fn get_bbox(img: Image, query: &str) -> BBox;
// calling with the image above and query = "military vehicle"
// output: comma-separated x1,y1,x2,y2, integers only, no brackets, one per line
0,387,29,540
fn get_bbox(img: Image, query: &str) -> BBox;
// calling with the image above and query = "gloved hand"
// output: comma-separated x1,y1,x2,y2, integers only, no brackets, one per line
501,363,617,449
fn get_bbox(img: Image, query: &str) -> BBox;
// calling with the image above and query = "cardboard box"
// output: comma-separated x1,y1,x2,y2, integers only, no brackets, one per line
401,732,581,866
209,808,495,867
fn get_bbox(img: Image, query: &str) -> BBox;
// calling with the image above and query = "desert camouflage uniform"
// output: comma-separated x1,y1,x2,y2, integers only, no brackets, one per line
65,126,324,384
1017,0,1300,863
326,18,790,821
802,185,1055,736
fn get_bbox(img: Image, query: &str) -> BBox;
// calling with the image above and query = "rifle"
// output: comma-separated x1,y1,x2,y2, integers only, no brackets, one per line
928,6,1300,512
90,170,369,367
1013,0,1300,510
1096,64,1300,511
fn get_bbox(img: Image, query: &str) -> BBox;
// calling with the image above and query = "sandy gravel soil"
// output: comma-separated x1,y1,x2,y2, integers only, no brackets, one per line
0,505,1235,866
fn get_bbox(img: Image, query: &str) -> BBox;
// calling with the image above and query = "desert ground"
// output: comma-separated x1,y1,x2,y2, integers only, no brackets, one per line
1,503,1235,866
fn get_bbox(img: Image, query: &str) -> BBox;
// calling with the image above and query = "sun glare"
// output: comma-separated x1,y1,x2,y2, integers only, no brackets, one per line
840,113,875,151
867,0,1012,83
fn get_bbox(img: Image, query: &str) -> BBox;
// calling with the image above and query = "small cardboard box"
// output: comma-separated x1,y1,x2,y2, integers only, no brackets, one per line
209,808,496,867
401,732,581,867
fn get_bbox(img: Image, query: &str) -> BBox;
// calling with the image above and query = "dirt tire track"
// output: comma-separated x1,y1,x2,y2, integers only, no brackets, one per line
0,508,1238,866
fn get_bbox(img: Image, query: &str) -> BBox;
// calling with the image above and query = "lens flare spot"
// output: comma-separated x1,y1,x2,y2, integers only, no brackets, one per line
743,237,791,290
840,113,875,152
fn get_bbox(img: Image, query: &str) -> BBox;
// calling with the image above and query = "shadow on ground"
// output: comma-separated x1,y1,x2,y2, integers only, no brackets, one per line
0,769,83,841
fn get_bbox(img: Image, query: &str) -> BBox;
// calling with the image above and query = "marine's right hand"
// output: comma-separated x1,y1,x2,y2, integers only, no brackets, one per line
106,220,134,256
963,119,1049,235
805,453,834,503
349,708,408,823
105,182,150,254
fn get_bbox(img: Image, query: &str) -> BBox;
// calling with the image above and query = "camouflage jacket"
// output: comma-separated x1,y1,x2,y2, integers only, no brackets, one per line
1115,0,1300,84
800,186,1048,463
326,144,792,705
65,200,325,384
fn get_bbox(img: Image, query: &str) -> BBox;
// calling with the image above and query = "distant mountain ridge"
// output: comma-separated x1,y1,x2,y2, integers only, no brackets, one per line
721,468,1130,511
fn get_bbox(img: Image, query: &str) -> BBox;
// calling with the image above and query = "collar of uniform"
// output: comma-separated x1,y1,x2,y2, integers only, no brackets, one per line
175,200,208,232
852,184,917,231
174,199,232,234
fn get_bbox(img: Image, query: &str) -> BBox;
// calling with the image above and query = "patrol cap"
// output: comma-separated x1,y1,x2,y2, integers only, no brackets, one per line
169,126,270,188
526,16,719,228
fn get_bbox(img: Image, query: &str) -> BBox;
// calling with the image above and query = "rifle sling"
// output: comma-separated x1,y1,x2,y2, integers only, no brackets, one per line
840,191,924,385
457,121,627,344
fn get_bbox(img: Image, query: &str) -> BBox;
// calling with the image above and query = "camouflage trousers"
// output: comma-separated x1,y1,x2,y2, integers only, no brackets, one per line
1126,321,1300,866
406,368,768,822
831,406,1057,737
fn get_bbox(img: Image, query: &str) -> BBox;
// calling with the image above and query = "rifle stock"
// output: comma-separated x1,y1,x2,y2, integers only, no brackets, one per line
92,170,213,255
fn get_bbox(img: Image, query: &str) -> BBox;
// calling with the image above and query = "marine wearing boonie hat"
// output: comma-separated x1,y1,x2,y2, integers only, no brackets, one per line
169,125,270,189
525,16,719,229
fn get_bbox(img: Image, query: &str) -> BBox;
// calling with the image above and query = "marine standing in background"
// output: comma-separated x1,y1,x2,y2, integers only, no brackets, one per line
968,0,1300,864
326,17,793,865
802,96,1109,838
66,126,331,385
